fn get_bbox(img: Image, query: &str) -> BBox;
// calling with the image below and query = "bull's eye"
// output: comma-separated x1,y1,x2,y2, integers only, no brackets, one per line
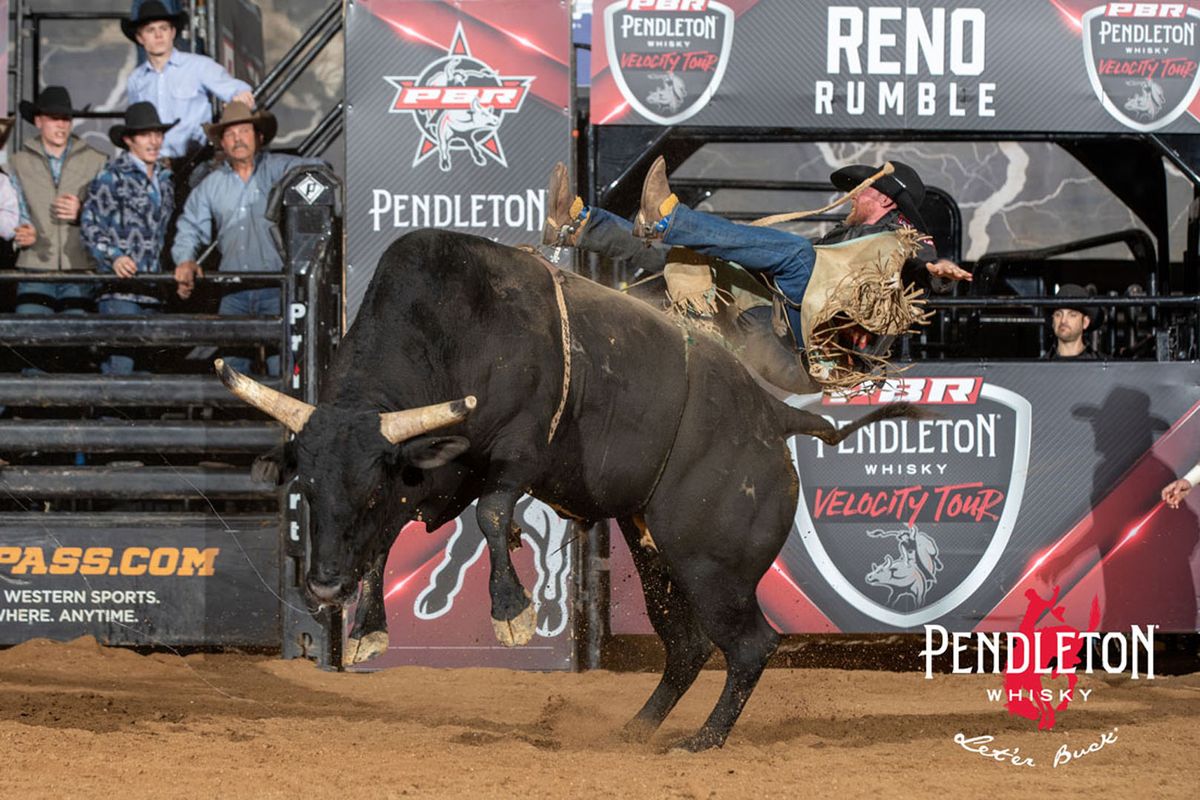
367,485,384,510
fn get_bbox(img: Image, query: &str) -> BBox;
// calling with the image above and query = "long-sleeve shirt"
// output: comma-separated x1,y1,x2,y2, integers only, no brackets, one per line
81,150,174,274
0,173,20,240
126,48,252,159
171,151,323,272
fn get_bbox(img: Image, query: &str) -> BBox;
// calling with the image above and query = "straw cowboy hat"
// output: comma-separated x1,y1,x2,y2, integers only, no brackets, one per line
18,85,82,124
109,102,178,149
122,1,189,43
0,117,13,150
203,102,276,146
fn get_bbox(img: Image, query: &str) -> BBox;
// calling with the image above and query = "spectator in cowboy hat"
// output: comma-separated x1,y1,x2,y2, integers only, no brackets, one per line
8,85,107,314
124,0,255,163
80,103,177,374
172,102,323,376
1046,283,1103,360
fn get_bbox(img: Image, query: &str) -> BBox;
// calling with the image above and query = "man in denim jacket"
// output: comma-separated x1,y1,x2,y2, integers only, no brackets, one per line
81,103,176,374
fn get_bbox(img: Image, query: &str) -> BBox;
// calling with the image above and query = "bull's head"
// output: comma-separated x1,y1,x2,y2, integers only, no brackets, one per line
214,359,477,606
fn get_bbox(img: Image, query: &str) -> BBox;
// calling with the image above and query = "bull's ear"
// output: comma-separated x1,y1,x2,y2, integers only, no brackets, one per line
399,435,470,469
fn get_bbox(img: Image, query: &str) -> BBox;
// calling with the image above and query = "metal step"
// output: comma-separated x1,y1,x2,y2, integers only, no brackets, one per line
0,466,276,499
0,420,284,453
0,373,285,406
0,315,281,346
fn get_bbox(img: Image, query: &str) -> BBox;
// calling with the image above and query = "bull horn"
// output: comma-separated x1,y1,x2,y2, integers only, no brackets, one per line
213,358,315,433
379,395,477,444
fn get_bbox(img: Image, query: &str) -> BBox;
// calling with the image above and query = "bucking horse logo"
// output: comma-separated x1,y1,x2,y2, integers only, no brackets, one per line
414,497,572,637
864,525,943,609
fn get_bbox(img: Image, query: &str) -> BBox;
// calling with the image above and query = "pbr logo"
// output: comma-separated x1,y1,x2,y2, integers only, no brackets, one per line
1081,3,1200,132
603,0,734,124
788,379,1032,628
385,22,533,171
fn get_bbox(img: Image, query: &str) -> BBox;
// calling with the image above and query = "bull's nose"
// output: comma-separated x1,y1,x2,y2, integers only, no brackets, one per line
307,578,344,603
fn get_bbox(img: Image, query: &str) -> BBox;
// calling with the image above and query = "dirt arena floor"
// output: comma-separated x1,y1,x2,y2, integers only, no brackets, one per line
1,638,1198,799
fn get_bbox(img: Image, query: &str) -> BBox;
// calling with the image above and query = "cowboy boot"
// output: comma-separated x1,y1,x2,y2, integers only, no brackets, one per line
634,155,679,239
541,162,588,246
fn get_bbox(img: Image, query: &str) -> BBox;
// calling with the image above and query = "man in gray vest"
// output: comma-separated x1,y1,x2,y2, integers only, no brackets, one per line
9,86,107,314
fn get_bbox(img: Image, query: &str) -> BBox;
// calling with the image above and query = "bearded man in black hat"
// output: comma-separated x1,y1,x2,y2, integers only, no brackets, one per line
9,85,107,314
80,102,176,374
124,0,254,164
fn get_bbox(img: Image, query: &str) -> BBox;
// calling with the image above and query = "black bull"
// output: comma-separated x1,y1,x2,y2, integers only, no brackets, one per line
220,229,918,750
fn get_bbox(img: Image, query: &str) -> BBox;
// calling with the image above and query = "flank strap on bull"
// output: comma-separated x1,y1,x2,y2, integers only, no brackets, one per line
521,245,573,444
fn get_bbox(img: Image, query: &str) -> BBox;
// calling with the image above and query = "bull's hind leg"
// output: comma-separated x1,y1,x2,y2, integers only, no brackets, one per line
616,516,714,742
344,550,389,666
477,490,537,646
669,557,781,752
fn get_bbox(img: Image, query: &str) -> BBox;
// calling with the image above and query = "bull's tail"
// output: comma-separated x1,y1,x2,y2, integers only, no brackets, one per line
776,401,929,445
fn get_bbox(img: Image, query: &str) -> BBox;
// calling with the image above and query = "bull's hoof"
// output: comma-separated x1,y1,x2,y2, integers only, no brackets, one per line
669,730,725,753
492,600,537,647
343,630,389,666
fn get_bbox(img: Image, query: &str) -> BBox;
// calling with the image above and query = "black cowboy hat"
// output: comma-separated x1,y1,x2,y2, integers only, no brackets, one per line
109,102,178,149
831,160,929,233
1050,283,1102,326
18,85,81,124
122,0,189,43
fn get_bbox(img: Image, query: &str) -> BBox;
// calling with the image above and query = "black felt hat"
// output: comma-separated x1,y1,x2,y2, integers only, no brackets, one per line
1050,283,1102,325
831,160,929,233
109,102,178,149
122,1,188,43
18,86,81,123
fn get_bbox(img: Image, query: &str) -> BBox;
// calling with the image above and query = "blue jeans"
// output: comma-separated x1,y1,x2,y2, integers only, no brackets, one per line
577,207,671,274
15,281,94,315
98,296,159,375
219,287,281,376
663,204,816,344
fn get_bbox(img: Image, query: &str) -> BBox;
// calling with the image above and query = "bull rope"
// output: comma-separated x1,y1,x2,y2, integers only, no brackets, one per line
543,261,572,444
749,162,895,227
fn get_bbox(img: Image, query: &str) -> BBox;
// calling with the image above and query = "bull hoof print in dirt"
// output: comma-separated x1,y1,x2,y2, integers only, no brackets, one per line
619,718,657,744
492,602,537,647
343,631,389,666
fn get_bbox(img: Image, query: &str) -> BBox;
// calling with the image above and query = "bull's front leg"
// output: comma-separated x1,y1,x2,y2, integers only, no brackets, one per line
477,490,536,646
344,550,389,666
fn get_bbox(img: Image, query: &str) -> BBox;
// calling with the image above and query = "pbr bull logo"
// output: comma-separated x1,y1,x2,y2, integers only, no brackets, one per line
385,22,533,171
1081,4,1200,132
788,378,1032,628
864,525,944,609
603,0,735,125
413,497,572,638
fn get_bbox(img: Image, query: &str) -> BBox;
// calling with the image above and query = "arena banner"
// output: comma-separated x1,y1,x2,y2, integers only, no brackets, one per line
347,497,576,671
591,0,1200,133
0,516,281,646
611,362,1200,634
344,0,573,323
215,0,266,87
